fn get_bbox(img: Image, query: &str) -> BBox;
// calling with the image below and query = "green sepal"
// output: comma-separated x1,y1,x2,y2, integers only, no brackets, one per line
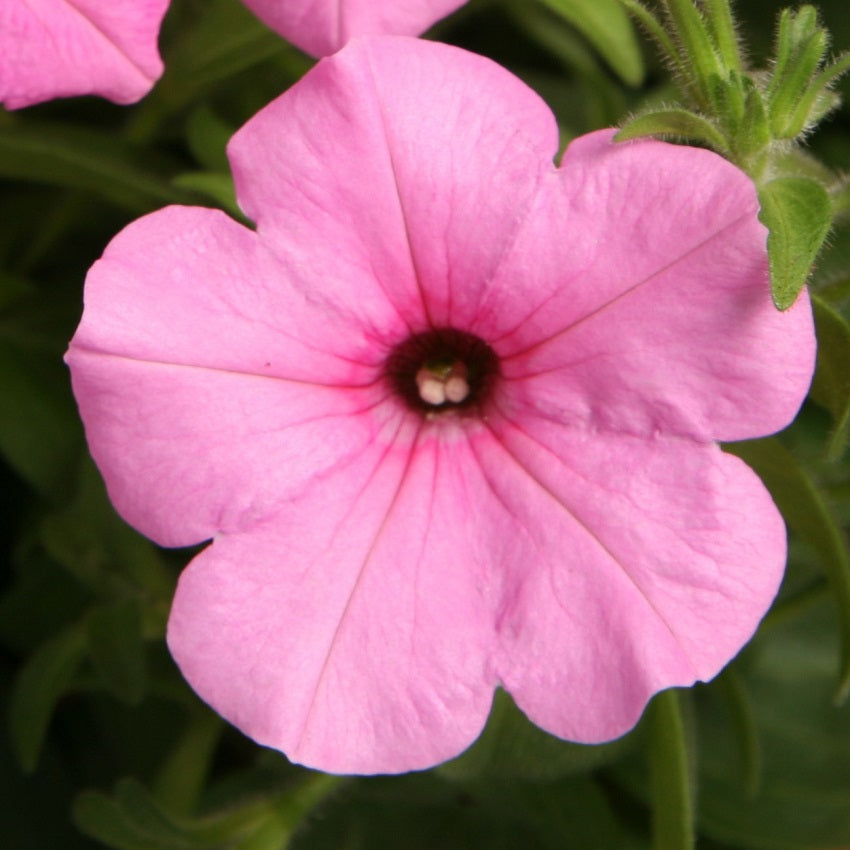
536,0,644,86
615,109,729,152
660,0,724,109
810,294,850,459
9,624,88,772
784,51,850,139
727,438,850,703
703,0,742,74
733,76,771,159
619,0,683,78
766,7,830,138
758,176,831,309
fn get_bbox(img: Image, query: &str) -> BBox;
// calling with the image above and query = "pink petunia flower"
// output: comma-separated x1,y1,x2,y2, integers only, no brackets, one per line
66,37,815,774
0,0,170,109
1,0,465,109
241,0,467,58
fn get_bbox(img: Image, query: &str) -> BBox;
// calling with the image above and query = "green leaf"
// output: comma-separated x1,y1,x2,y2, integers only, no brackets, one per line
86,599,147,705
184,108,234,173
75,773,343,850
715,667,762,795
0,335,80,500
697,603,850,848
126,0,311,140
40,459,173,600
0,121,193,213
73,780,205,850
289,771,638,850
152,713,223,816
536,0,644,86
648,689,694,850
615,109,729,151
758,176,832,309
727,438,850,701
439,689,634,782
172,173,242,220
810,294,850,458
9,625,87,772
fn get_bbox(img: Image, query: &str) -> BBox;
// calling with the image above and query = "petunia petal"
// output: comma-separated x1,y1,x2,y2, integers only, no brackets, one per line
167,418,497,774
240,0,467,58
66,206,393,546
227,37,559,334
471,130,815,443
1,0,167,109
472,404,787,743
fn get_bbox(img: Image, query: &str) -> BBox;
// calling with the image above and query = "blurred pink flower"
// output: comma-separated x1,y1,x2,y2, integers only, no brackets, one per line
1,0,465,109
0,0,169,109
67,37,815,774
242,0,466,57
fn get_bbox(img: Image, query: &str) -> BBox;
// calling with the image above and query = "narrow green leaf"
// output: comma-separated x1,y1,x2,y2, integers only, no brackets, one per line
172,173,242,220
716,668,762,795
232,816,292,850
616,109,729,151
758,176,831,309
727,438,850,701
810,295,850,458
73,780,203,850
832,178,850,219
9,625,87,772
649,689,694,850
126,0,310,141
0,122,193,213
153,712,223,816
537,0,644,86
818,275,850,308
86,599,147,705
184,108,233,173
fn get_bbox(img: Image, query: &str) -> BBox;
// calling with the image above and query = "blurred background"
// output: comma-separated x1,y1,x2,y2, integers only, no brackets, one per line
2,0,850,847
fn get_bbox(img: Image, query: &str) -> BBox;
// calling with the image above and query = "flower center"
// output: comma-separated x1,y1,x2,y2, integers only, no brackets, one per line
385,328,499,414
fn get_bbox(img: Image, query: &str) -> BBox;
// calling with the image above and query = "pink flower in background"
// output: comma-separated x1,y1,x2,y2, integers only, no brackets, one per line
242,0,467,57
66,37,815,774
1,0,466,109
0,0,169,109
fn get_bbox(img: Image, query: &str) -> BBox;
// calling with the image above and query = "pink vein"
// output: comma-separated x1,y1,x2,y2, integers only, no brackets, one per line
292,415,425,749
